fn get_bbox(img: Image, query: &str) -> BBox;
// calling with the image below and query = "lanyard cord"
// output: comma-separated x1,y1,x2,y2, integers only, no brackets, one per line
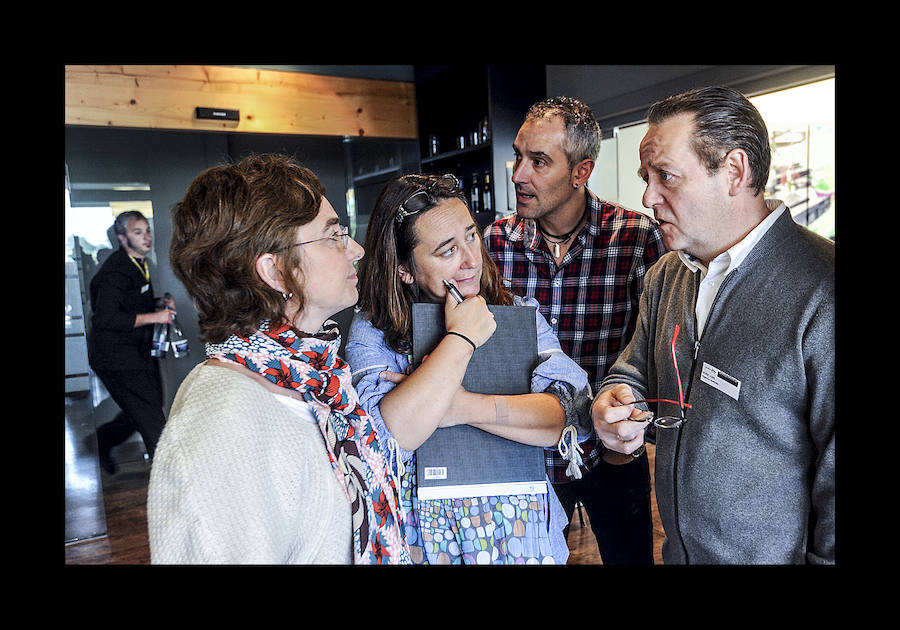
129,255,149,283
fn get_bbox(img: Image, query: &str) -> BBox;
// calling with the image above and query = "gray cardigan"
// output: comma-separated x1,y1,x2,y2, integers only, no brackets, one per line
598,208,834,564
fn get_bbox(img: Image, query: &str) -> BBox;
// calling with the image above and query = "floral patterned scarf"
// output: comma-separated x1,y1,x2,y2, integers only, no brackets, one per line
206,319,411,565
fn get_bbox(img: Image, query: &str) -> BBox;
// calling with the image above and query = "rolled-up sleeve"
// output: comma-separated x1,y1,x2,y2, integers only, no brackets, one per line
520,296,593,444
345,312,415,471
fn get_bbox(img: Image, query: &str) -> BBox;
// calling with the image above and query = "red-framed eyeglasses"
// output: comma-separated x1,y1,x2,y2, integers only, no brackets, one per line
632,324,690,430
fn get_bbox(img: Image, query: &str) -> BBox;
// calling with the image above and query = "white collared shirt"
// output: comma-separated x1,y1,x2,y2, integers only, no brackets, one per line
678,199,786,337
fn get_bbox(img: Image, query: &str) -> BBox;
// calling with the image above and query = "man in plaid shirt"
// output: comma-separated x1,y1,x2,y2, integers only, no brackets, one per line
484,97,665,564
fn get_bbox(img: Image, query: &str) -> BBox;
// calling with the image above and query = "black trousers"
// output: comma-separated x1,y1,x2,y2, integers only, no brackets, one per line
552,449,654,565
93,367,166,459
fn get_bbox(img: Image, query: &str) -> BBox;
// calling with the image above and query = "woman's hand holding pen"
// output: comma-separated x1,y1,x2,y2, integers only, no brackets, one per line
378,291,493,451
443,280,495,349
443,287,496,350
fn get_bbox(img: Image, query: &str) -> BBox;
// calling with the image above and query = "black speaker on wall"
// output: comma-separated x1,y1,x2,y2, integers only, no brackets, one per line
194,107,239,122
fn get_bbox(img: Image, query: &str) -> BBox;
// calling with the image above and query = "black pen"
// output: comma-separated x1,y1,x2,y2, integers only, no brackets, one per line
443,279,464,304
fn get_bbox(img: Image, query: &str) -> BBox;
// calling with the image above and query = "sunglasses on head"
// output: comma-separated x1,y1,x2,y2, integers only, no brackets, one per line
395,173,461,224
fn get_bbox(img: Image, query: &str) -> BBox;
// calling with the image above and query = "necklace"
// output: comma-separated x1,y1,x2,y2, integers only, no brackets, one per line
536,205,588,258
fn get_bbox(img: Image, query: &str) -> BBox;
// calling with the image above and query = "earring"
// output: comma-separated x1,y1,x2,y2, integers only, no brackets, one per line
573,183,580,189
281,291,293,301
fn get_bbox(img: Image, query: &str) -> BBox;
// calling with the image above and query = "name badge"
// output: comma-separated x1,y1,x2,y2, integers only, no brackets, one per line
141,284,150,294
700,362,741,400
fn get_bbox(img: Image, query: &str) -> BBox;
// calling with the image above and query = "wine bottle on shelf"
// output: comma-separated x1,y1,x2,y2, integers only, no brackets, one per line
470,173,481,213
483,171,492,213
471,117,482,147
480,116,490,144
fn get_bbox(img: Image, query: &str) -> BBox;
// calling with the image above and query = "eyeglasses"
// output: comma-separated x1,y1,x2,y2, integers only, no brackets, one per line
288,225,351,251
637,324,691,430
395,173,461,224
627,324,690,459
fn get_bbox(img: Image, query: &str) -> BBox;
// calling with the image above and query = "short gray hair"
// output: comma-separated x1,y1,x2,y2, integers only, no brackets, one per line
524,96,602,169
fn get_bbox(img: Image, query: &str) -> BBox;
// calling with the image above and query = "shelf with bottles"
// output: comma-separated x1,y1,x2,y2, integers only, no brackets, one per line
419,165,494,231
343,136,419,247
420,141,491,166
421,116,492,165
464,170,494,215
352,164,404,185
346,137,418,185
461,169,496,232
414,64,546,223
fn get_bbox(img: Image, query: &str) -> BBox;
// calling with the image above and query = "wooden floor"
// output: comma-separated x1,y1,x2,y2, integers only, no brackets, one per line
65,445,665,565
566,444,665,565
64,456,153,565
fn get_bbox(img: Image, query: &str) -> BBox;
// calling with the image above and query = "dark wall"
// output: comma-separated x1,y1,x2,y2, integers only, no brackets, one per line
225,133,350,223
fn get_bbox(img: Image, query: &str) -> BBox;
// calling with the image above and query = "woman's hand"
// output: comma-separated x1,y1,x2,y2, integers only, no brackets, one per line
443,290,496,348
378,370,407,384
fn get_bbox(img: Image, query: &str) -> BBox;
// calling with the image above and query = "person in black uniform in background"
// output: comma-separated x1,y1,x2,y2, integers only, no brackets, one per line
87,211,175,473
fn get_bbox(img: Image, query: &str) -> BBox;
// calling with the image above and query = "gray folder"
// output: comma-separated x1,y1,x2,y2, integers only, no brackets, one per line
411,302,547,500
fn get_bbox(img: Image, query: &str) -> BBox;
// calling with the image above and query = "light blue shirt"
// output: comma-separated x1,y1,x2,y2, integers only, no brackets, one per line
347,295,591,464
345,295,591,564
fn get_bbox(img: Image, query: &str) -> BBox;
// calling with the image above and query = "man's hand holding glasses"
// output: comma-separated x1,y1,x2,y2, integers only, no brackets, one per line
592,325,692,459
592,384,656,457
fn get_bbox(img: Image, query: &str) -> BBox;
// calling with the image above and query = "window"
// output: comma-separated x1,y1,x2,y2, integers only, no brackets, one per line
751,78,835,240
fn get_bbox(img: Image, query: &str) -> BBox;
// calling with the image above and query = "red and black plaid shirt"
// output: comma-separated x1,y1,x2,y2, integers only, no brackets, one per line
484,189,666,483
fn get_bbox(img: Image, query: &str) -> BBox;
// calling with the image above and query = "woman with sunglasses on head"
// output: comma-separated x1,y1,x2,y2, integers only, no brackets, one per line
346,173,593,564
147,154,411,564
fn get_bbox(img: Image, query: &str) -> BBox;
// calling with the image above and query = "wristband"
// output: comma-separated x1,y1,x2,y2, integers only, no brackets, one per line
445,331,476,352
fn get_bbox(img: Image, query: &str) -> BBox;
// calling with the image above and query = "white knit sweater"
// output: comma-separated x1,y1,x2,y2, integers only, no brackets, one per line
147,363,352,564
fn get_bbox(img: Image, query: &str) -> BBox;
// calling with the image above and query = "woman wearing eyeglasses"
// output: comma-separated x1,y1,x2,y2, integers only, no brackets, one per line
345,173,592,564
147,154,411,564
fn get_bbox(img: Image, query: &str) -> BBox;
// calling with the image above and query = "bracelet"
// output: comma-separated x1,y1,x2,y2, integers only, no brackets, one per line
445,331,477,352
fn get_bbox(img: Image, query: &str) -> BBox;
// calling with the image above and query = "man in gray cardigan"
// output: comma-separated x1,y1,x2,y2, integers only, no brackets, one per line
592,86,834,564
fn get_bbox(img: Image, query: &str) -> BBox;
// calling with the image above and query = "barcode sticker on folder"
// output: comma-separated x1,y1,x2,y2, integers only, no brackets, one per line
412,303,545,500
423,467,448,480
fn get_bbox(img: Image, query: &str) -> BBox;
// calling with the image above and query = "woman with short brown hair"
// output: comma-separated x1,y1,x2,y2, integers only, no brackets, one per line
148,154,411,564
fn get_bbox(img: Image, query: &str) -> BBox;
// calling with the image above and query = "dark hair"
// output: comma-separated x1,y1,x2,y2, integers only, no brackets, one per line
357,173,513,354
647,86,771,196
524,96,602,168
169,154,325,343
113,210,148,237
